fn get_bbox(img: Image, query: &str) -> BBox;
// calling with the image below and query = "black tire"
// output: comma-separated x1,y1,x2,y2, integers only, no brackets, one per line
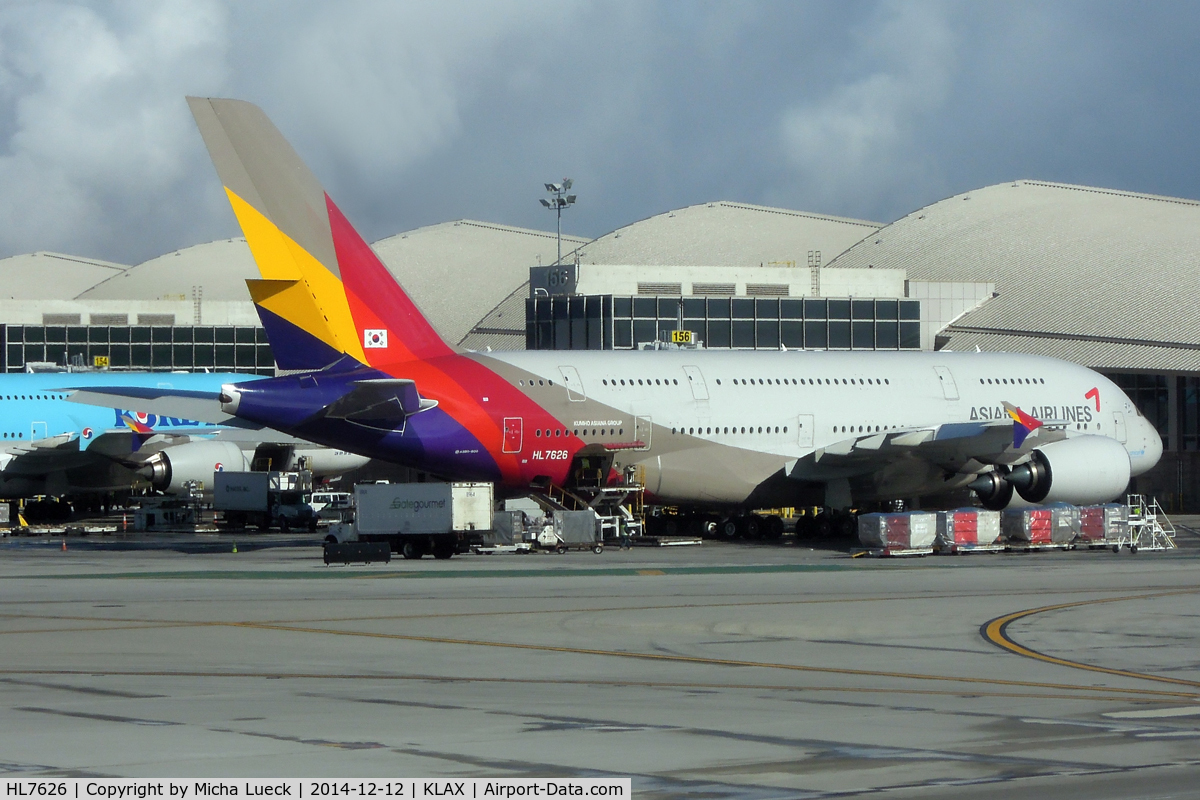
765,515,784,540
1130,544,1138,554
556,545,568,554
401,540,424,560
720,519,738,539
738,515,760,539
1112,544,1120,553
592,545,603,554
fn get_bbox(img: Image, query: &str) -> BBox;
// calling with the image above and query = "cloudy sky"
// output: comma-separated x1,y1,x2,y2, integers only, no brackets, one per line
0,0,1197,265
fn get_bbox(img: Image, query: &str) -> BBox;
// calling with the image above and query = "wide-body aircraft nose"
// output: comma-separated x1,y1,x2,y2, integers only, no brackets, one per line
1129,415,1163,476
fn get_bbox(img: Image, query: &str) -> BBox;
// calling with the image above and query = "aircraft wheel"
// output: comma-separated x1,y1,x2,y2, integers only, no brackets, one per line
402,540,424,560
765,515,784,540
738,515,761,539
720,519,739,539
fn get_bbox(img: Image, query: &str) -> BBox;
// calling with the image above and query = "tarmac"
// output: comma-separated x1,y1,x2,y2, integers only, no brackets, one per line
3,525,1200,798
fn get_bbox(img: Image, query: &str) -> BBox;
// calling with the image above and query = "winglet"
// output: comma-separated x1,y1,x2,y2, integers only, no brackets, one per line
1003,402,1043,448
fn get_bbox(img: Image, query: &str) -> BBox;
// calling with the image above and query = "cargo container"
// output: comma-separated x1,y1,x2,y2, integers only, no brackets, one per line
326,482,493,560
857,512,936,555
935,509,1002,553
1079,503,1128,544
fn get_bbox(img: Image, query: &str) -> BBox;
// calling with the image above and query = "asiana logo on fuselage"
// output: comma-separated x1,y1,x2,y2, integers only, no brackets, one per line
114,409,215,429
970,404,1094,423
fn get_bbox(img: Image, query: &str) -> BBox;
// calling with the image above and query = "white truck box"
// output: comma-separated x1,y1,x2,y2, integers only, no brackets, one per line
354,482,494,535
213,471,269,511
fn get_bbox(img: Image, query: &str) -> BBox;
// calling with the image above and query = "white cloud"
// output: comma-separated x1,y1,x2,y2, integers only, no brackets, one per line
778,2,957,217
0,0,229,263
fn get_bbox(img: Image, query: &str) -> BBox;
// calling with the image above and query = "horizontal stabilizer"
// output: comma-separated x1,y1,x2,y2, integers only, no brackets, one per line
63,387,260,428
318,379,438,431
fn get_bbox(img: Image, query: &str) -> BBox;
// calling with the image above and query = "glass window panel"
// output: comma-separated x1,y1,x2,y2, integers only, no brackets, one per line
756,320,780,348
875,300,898,320
732,298,755,319
173,344,193,365
534,298,551,323
707,298,731,318
45,327,67,343
215,344,235,367
109,345,130,367
828,299,851,320
235,344,257,366
684,320,705,342
828,321,851,348
569,296,586,319
131,345,151,367
899,322,921,349
173,327,194,343
109,326,130,343
537,321,552,349
805,299,828,318
781,321,803,348
67,345,88,365
7,345,22,367
780,299,803,319
633,297,657,318
257,345,274,366
152,344,172,367
658,297,681,318
88,327,110,344
852,321,875,348
732,320,755,348
707,320,731,348
875,321,899,349
131,326,151,343
23,345,44,363
755,298,779,319
682,298,706,318
67,327,87,343
804,321,827,348
235,327,256,344
851,300,875,320
152,326,172,343
215,327,235,343
613,319,632,348
658,320,678,341
900,300,921,320
571,316,587,350
554,318,570,350
585,295,602,319
613,297,633,318
633,320,657,347
45,344,66,364
193,345,214,367
587,314,603,350
255,327,271,344
10,326,26,343
193,326,213,343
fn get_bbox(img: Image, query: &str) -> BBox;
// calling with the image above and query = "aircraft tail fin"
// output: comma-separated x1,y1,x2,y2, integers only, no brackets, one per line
187,97,453,370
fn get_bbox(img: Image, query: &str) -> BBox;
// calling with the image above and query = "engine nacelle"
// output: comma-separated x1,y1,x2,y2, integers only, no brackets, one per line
290,448,371,476
141,440,249,494
1007,436,1132,505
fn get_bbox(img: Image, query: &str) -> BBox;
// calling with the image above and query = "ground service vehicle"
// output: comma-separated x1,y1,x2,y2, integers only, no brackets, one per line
326,482,493,560
214,470,318,531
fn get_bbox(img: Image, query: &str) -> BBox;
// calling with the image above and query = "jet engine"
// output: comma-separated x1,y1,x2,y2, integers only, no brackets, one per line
140,440,249,494
970,435,1131,509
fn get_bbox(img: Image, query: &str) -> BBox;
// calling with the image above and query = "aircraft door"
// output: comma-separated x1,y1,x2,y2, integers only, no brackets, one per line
30,421,47,441
502,417,523,453
558,366,585,401
682,365,709,400
1113,411,1127,444
796,414,814,448
634,416,653,450
933,366,959,400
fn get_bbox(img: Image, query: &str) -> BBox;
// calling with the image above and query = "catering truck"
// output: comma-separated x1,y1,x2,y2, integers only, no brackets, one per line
324,482,494,560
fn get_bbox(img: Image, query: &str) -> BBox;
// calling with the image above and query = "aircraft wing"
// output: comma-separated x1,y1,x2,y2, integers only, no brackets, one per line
62,386,261,428
0,433,91,475
787,417,1068,483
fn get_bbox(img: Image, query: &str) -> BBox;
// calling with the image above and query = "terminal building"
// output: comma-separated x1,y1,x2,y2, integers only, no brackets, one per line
1,181,1197,507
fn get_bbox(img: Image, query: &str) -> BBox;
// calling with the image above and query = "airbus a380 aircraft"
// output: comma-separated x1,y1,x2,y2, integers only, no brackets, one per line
72,97,1162,514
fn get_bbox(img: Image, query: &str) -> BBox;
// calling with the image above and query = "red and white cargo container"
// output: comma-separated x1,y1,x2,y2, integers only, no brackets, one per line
1002,505,1076,548
1078,503,1128,545
857,511,937,556
935,509,1002,553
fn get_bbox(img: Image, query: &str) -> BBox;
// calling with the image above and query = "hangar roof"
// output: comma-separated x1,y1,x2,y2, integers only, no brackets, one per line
827,180,1200,371
0,252,127,300
78,238,257,302
570,201,880,268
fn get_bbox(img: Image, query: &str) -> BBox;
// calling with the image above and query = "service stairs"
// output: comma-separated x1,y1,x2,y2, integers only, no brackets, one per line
1114,494,1177,552
529,482,644,541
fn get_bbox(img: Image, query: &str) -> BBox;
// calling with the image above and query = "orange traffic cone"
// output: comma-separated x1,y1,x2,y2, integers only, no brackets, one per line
61,539,67,552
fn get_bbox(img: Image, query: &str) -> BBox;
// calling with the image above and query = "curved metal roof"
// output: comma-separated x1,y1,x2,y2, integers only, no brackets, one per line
571,201,880,268
0,252,127,300
827,180,1200,368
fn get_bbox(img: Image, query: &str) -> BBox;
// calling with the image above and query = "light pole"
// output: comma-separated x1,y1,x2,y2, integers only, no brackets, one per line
540,178,576,265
